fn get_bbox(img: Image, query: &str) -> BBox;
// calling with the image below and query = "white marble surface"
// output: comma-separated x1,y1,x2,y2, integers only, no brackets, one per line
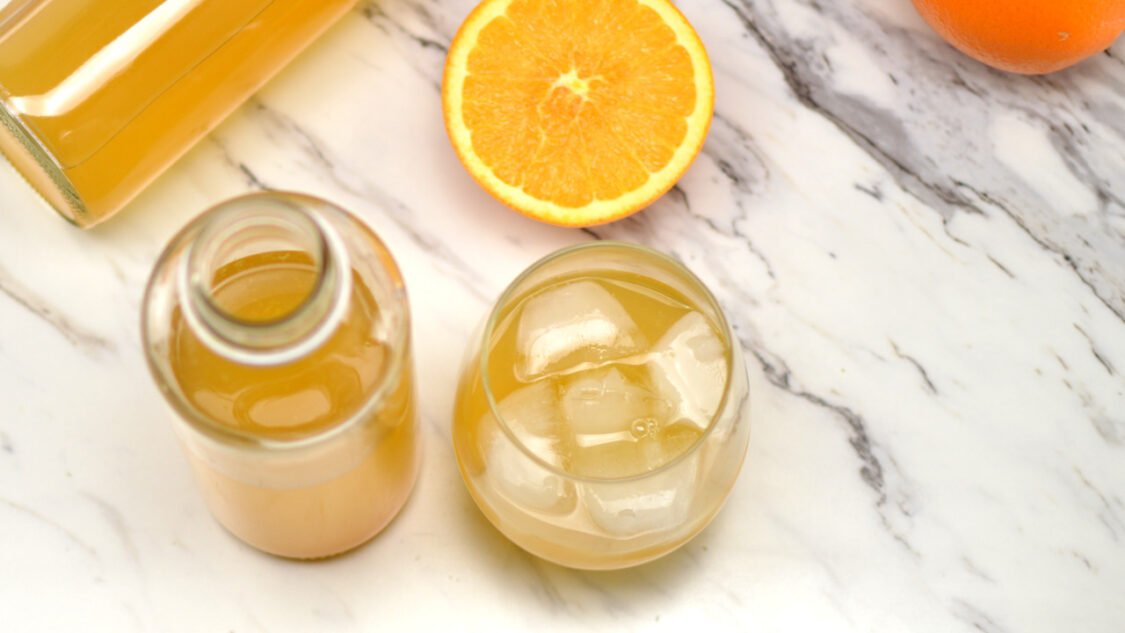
2,0,1124,630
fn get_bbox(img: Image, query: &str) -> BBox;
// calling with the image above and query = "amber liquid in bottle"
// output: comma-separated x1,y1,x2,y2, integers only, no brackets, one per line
0,0,355,225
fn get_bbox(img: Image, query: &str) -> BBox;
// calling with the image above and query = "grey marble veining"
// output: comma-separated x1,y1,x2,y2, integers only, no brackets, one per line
0,0,1122,631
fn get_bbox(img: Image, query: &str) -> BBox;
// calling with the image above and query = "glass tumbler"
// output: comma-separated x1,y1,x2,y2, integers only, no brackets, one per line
453,242,750,570
0,0,356,227
142,192,419,559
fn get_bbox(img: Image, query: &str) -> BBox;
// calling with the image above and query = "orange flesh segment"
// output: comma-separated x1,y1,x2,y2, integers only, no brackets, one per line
458,0,700,211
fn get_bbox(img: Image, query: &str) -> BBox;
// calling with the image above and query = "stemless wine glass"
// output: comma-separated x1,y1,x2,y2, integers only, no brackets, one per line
453,241,750,570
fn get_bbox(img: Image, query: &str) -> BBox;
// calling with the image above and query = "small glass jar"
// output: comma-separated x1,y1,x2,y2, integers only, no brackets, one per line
453,242,751,570
0,0,356,227
142,192,418,559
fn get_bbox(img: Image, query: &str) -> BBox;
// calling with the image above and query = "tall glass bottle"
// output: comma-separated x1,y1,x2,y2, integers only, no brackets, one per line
142,192,419,559
0,0,356,227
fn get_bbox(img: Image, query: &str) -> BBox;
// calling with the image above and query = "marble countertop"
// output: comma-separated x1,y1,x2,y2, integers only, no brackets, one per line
2,1,1123,630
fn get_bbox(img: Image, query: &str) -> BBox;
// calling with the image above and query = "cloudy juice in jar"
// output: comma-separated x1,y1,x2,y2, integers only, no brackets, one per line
0,0,355,225
143,193,418,560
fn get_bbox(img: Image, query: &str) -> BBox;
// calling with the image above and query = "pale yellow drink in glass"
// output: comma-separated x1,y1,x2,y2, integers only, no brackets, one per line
454,242,750,570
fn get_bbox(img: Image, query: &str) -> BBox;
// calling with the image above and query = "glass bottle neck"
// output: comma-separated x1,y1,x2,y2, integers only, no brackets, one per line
176,194,352,366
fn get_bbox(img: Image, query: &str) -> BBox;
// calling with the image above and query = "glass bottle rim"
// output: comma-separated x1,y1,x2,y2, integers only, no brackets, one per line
178,196,352,366
477,240,740,484
142,191,410,452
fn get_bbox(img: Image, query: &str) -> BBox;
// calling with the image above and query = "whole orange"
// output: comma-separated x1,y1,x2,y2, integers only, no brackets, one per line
912,0,1125,74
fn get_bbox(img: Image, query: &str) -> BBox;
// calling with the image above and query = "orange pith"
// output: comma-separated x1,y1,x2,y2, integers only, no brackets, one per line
443,0,714,226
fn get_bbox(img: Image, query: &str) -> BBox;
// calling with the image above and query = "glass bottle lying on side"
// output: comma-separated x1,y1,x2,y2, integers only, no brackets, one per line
453,242,751,570
142,192,418,559
0,0,356,227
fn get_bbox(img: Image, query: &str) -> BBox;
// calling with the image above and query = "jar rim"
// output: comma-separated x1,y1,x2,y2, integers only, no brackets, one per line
141,191,411,452
178,194,352,366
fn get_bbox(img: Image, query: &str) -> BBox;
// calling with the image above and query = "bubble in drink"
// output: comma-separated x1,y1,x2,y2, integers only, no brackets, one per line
516,280,646,382
484,382,576,514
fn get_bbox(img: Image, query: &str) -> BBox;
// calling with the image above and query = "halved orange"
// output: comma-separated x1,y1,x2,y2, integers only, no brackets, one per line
443,0,714,227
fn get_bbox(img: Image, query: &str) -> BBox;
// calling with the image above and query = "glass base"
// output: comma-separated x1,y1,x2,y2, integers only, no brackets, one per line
0,98,84,225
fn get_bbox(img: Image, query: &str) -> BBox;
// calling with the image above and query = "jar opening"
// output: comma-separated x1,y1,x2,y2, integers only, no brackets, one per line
177,195,352,366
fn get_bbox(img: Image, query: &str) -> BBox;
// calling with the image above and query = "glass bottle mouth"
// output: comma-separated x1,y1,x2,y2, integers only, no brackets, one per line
177,193,352,366
477,241,740,485
142,191,413,453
